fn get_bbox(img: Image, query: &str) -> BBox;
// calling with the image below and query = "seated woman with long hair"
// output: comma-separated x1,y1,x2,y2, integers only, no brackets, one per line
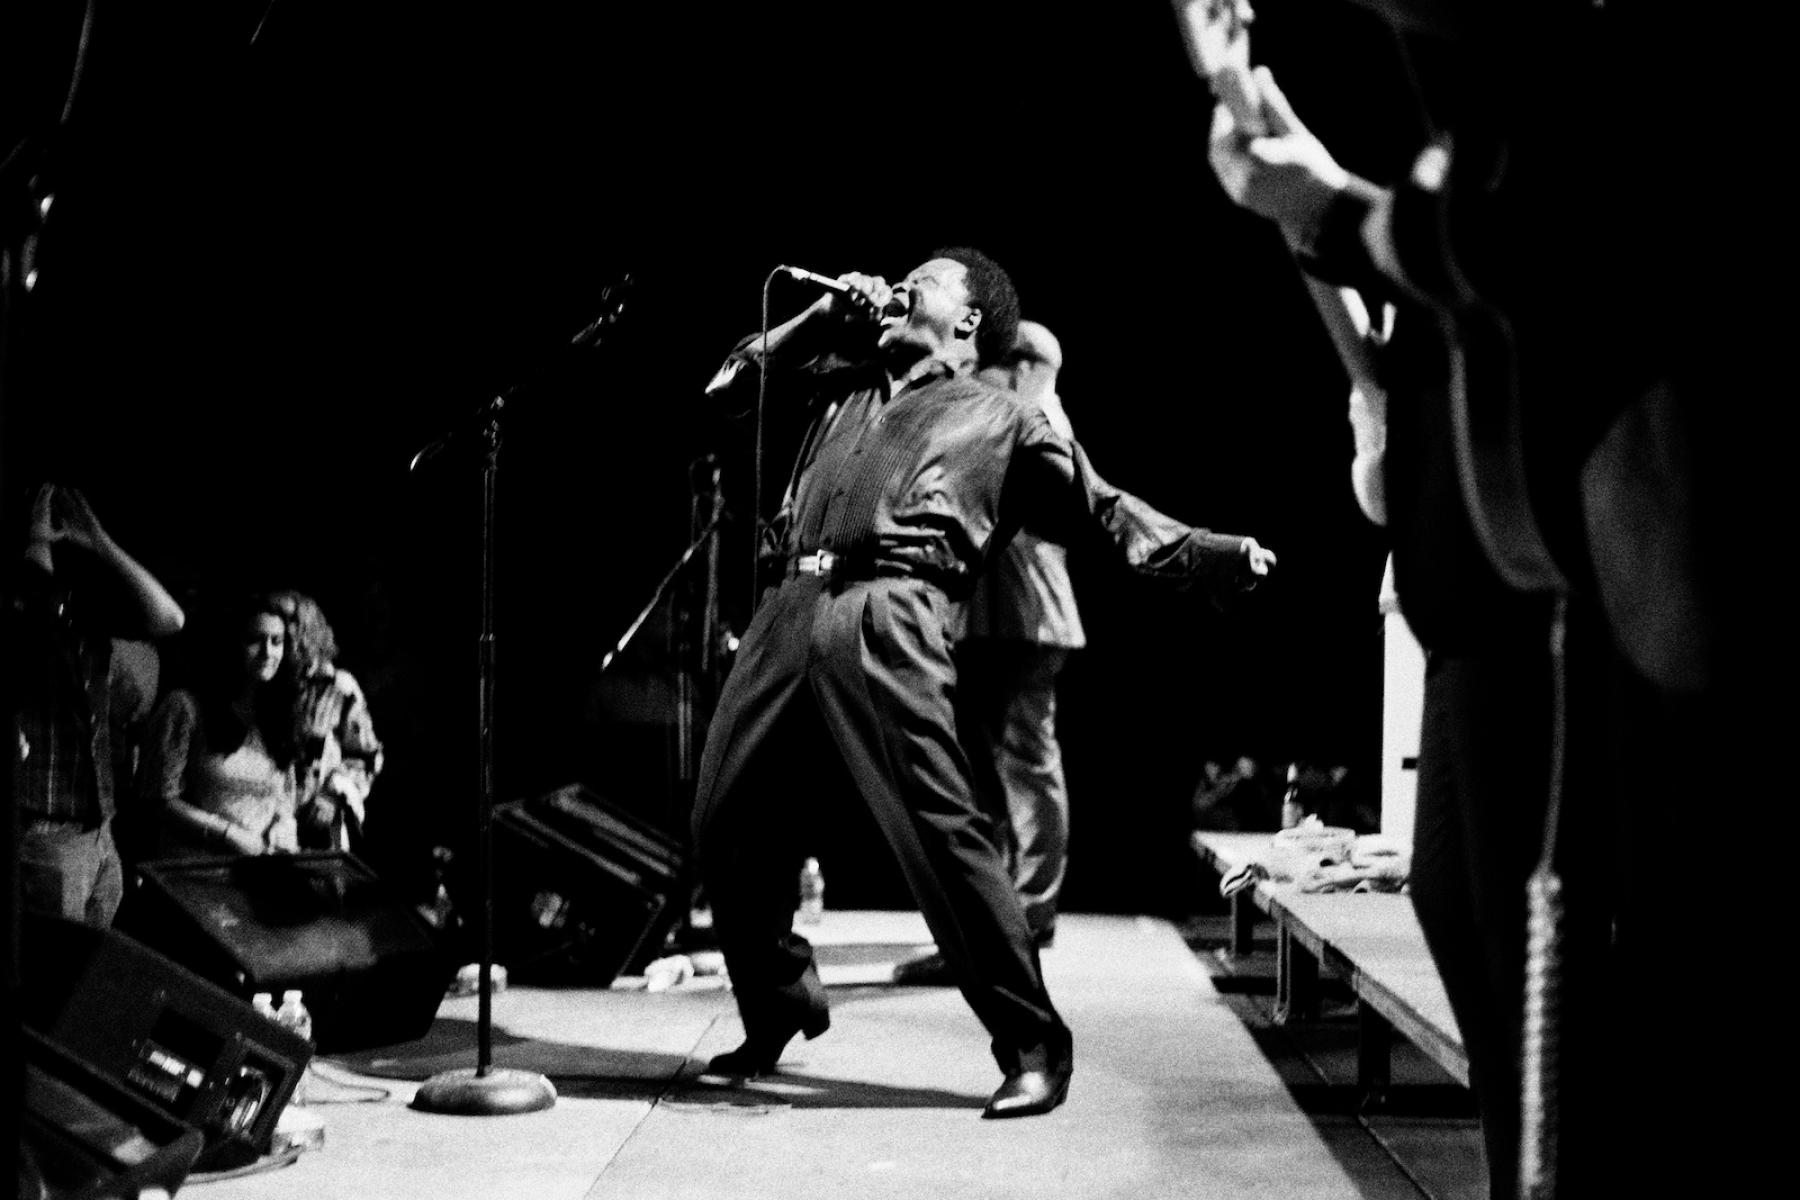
265,590,384,853
139,594,300,856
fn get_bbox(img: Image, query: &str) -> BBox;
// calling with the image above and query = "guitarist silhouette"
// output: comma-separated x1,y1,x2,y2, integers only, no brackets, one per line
1192,3,1740,1197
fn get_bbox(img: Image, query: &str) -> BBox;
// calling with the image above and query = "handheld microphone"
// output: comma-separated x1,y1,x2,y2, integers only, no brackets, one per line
776,265,855,295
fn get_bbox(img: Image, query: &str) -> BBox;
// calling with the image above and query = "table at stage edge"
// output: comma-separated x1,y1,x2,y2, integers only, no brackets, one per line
1189,832,1283,955
1190,830,1469,1092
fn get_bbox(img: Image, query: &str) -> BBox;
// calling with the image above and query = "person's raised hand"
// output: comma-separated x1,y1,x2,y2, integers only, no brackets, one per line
46,486,112,553
1208,66,1348,232
27,483,58,546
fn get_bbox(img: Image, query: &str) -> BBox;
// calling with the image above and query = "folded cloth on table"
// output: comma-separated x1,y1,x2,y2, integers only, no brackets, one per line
1217,831,1411,896
1295,835,1410,893
1254,819,1351,881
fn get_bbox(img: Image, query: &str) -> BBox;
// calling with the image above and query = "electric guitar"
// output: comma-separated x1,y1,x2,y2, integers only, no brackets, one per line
1172,0,1567,594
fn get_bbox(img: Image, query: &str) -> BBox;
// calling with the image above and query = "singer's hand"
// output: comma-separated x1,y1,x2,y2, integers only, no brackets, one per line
822,272,890,325
1240,537,1277,588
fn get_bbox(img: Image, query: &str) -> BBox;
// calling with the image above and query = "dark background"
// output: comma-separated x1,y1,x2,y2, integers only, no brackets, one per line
4,1,1408,917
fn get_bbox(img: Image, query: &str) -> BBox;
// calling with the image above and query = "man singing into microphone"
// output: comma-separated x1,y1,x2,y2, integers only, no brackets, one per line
694,247,1275,1118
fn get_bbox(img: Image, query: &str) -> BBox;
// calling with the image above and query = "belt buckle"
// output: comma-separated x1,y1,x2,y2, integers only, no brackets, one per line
797,550,836,578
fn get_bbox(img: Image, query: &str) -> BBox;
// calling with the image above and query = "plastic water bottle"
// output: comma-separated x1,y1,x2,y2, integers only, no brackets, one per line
797,857,825,925
422,846,457,932
1280,764,1305,830
276,990,315,1105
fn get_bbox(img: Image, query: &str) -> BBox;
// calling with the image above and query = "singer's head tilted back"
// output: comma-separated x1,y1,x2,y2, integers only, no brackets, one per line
875,246,1018,375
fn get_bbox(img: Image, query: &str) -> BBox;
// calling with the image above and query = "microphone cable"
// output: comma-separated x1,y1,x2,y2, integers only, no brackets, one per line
751,267,781,619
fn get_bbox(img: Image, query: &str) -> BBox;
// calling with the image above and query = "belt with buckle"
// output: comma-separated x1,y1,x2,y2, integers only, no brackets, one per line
783,548,968,594
789,550,839,578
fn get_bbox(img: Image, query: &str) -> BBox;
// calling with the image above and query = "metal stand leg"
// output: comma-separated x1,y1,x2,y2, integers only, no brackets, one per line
1229,891,1256,958
1272,923,1318,1025
1358,1000,1393,1108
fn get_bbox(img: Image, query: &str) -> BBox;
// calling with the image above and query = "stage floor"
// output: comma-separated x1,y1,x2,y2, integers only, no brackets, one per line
181,910,1468,1200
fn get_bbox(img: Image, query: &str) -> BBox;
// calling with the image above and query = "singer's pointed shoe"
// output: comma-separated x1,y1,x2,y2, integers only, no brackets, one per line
704,965,830,1078
982,1060,1072,1119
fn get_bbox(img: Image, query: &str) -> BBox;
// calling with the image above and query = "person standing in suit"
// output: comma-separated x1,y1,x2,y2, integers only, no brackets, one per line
896,320,1085,985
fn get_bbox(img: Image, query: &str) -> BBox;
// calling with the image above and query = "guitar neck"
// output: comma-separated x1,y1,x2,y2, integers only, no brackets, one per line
1232,70,1384,396
1284,242,1386,396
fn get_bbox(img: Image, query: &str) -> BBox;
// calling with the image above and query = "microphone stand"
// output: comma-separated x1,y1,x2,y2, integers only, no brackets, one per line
404,284,630,1118
690,457,727,790
408,282,633,1115
409,400,556,1117
598,501,725,679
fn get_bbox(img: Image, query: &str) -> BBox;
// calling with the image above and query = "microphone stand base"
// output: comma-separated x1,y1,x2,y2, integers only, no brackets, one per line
411,1067,557,1116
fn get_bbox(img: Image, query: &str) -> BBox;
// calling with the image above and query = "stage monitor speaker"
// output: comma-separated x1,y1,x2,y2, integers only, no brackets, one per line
124,850,457,1054
20,913,311,1173
493,782,692,985
21,1025,207,1200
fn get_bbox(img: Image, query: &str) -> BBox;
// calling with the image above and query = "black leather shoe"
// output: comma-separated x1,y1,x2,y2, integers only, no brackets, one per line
982,1061,1072,1119
890,951,956,986
705,969,831,1077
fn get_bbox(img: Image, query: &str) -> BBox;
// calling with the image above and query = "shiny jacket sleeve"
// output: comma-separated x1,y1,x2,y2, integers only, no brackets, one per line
1009,409,1258,595
703,334,872,418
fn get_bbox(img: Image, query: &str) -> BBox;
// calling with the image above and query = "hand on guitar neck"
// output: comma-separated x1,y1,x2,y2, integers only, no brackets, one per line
1182,2,1346,237
1179,3,1388,414
1183,0,1567,594
1207,64,1350,241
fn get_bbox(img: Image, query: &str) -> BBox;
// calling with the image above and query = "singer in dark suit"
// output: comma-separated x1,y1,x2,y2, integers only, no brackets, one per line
693,246,1275,1118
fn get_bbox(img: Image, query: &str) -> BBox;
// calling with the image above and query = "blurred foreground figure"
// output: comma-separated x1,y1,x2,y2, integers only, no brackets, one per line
1201,0,1745,1193
9,483,184,926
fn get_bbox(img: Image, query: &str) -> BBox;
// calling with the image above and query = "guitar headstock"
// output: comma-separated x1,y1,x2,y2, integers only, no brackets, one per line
1172,0,1259,128
570,273,634,349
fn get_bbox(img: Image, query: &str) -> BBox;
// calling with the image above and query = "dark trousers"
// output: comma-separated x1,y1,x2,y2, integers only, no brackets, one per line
1411,646,1554,1200
1411,607,1721,1199
692,574,1068,1074
956,641,1071,942
17,817,123,928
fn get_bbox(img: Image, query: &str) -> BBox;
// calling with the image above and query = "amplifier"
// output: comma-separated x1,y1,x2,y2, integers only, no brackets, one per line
22,913,312,1171
124,851,456,1053
22,1026,207,1197
493,783,692,985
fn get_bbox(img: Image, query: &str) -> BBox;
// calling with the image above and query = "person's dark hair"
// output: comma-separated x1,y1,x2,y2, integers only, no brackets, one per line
932,246,1019,369
265,589,338,678
184,592,299,767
